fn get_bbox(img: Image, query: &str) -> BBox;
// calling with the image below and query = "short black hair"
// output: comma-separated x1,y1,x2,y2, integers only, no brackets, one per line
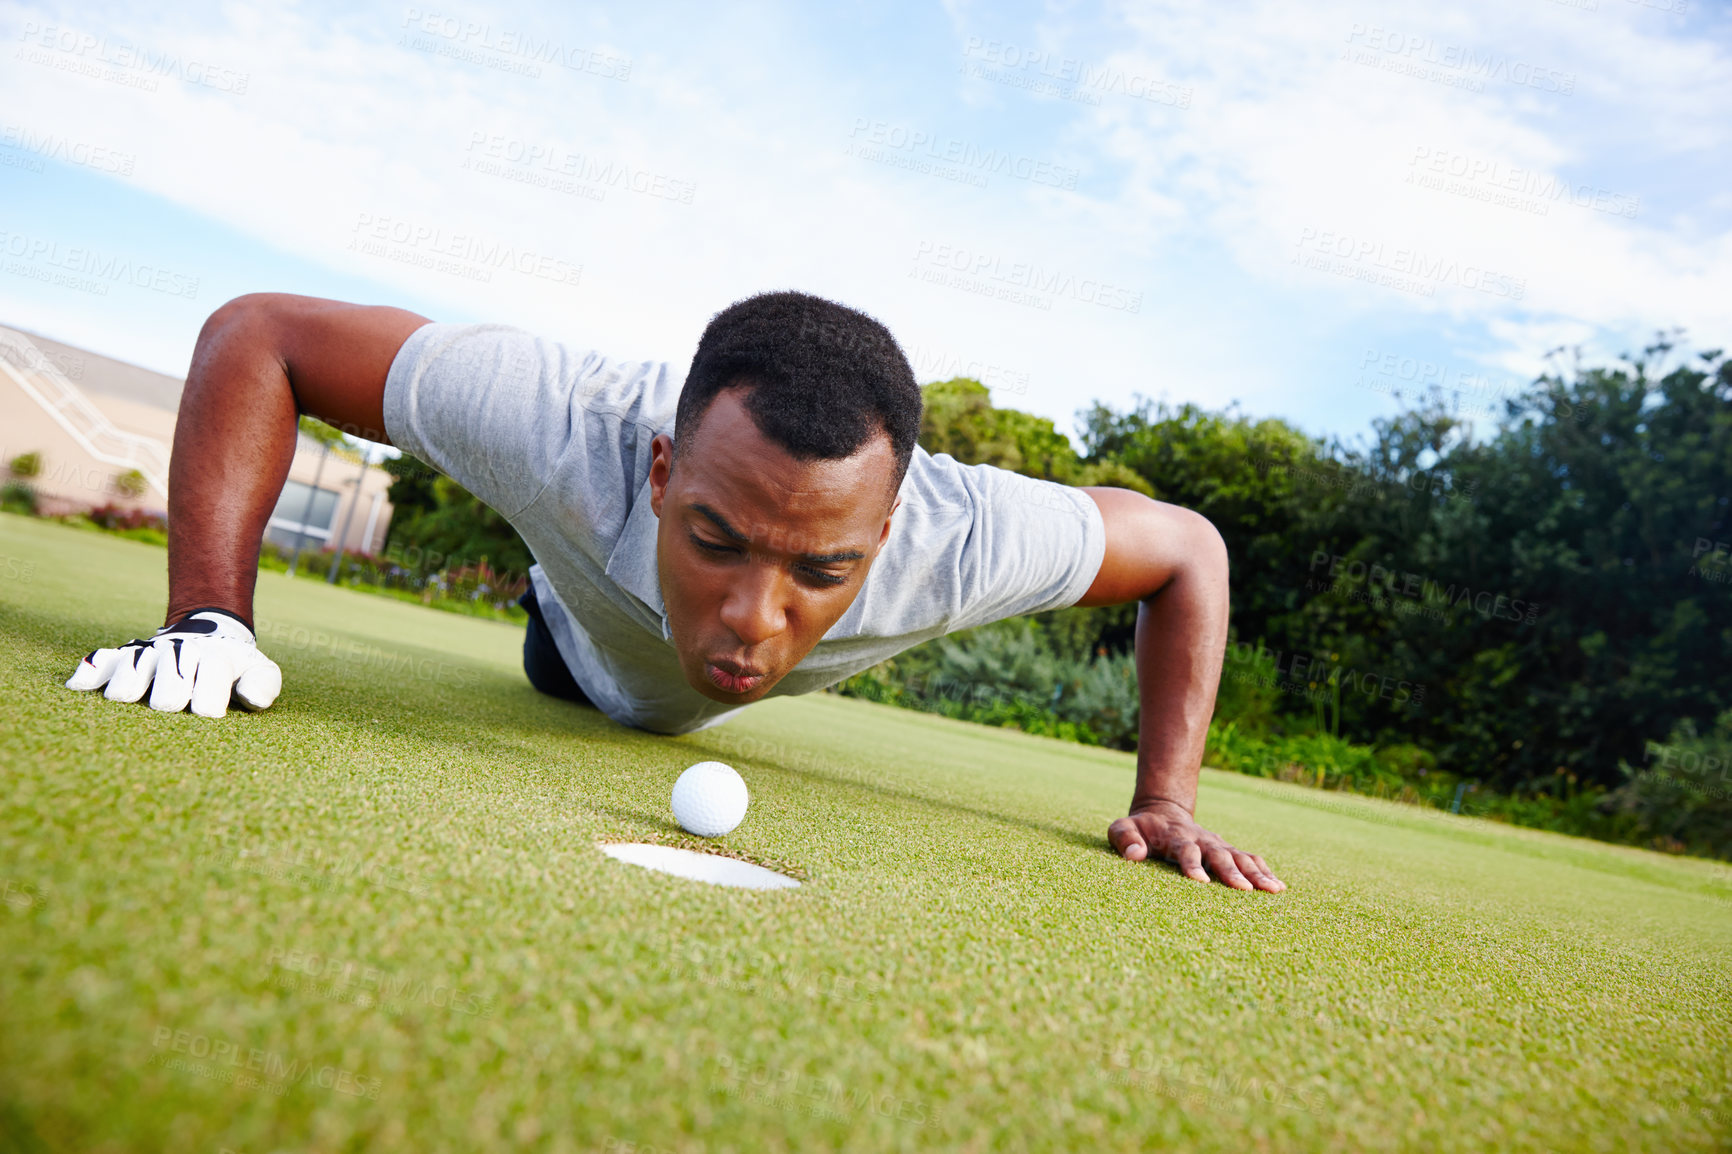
674,291,922,496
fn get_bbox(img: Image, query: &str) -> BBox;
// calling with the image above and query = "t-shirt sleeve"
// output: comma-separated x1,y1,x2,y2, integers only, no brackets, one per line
949,461,1108,629
382,322,590,519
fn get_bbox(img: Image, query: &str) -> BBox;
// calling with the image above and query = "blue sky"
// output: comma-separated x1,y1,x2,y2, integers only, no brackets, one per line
1,0,1727,448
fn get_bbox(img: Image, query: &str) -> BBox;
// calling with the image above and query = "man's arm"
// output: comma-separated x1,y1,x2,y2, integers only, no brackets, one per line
64,294,430,716
165,293,430,625
1077,487,1285,893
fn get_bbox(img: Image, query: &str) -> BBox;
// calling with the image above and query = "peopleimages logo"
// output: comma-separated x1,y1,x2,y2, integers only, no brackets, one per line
16,20,251,94
2,877,48,909
400,7,631,80
266,947,494,1017
149,1026,381,1099
910,240,1142,313
1251,454,1477,507
1097,1042,1325,1116
1407,146,1640,219
0,123,136,176
960,38,1193,108
461,132,695,204
1224,640,1425,709
713,1053,943,1128
1343,24,1575,94
846,119,1081,190
1357,348,1522,396
0,229,200,299
198,836,430,897
346,212,582,288
1634,741,1729,801
905,343,1031,395
1308,551,1541,626
1293,229,1526,300
1689,537,1731,586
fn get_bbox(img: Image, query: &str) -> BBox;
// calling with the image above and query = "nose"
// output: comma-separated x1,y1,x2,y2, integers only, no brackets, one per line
718,561,787,647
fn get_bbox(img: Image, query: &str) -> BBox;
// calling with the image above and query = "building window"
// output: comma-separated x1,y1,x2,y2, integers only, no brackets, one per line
265,480,340,549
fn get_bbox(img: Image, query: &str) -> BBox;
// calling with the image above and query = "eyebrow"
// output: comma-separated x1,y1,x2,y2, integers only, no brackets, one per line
689,502,867,564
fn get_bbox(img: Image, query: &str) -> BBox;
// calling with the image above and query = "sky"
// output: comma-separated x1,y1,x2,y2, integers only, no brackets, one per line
0,0,1727,448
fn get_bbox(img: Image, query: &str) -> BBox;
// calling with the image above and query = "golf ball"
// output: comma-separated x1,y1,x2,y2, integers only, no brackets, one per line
671,761,749,837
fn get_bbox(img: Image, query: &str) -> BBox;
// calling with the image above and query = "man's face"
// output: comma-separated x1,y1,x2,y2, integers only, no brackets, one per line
648,387,900,704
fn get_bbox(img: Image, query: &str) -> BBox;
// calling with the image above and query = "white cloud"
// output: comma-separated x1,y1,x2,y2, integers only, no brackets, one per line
0,0,1724,441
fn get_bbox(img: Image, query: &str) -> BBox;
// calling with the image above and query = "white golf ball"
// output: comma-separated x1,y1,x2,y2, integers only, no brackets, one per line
671,761,749,837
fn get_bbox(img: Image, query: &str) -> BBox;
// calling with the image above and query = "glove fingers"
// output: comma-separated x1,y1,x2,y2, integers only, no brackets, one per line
69,613,279,718
190,652,236,718
149,639,196,713
233,657,283,711
66,647,124,691
104,646,159,703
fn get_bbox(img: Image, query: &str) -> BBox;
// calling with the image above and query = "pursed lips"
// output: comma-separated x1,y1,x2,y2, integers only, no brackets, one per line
705,657,766,694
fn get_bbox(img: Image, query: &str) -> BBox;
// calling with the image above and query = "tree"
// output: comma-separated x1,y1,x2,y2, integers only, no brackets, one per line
1401,343,1732,790
380,456,533,578
1071,345,1732,796
297,414,349,448
920,379,1152,493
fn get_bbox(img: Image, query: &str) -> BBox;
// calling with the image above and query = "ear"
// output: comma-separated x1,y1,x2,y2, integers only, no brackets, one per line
877,498,900,551
649,433,675,517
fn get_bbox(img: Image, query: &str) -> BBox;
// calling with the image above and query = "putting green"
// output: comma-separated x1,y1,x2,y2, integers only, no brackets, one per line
1,512,1727,1153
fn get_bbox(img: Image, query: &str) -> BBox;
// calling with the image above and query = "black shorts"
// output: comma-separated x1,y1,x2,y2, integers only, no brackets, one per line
518,586,596,708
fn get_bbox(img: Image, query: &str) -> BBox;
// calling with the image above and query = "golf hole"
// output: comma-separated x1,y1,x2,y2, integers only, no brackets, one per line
598,843,801,891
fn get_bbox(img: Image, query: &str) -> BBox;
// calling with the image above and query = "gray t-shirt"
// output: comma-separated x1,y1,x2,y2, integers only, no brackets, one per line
383,322,1107,734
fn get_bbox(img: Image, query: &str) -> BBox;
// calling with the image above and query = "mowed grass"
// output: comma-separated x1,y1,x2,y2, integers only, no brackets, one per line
0,513,1728,1154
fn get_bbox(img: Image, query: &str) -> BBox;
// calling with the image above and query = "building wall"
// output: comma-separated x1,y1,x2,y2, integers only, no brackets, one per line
0,324,395,555
271,434,395,557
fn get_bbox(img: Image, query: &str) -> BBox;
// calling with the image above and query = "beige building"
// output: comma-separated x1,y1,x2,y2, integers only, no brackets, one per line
0,324,394,556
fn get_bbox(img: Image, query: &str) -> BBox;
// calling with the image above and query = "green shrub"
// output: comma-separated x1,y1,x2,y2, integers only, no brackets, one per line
1213,640,1283,731
1204,721,1415,795
1,481,37,515
917,619,1136,748
1605,710,1732,858
1052,649,1138,748
929,693,1100,744
834,667,906,707
84,503,167,545
832,620,1120,746
256,541,529,623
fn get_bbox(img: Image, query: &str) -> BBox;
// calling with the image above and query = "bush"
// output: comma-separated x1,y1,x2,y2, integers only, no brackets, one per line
112,469,147,498
833,667,905,707
1,481,36,515
1204,720,1418,796
8,452,41,478
919,620,1069,709
921,620,1135,745
256,540,530,623
1052,650,1138,748
834,663,1100,744
833,618,1131,748
1466,785,1635,843
83,503,168,545
831,611,1730,857
381,458,534,578
1605,710,1732,858
86,504,167,533
1213,639,1283,732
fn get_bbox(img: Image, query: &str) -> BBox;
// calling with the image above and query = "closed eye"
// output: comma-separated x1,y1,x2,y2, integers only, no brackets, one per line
689,532,739,555
691,531,849,587
795,565,848,587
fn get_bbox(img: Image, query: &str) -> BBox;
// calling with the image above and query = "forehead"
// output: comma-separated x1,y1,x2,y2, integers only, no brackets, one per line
676,390,896,538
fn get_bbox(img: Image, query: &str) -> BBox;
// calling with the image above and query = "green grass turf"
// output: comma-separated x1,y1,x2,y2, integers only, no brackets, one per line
1,511,1729,1153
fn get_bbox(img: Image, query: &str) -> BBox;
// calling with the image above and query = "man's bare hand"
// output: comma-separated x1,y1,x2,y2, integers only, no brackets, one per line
1108,799,1285,892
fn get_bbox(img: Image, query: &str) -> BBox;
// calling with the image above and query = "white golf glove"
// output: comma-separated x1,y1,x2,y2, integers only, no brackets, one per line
65,608,283,717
